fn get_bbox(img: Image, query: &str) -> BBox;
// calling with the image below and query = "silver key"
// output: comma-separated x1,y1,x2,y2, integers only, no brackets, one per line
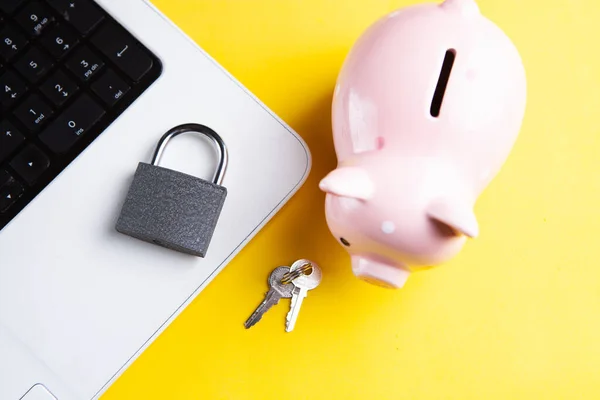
286,259,322,332
245,266,294,329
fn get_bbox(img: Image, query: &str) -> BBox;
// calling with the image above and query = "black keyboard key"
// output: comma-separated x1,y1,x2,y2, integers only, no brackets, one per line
9,144,50,185
14,94,53,131
91,23,153,82
39,93,105,153
91,69,129,106
16,1,55,36
0,0,25,15
41,24,78,59
0,170,10,186
47,0,103,35
0,171,24,212
0,70,26,109
0,121,25,162
14,47,53,83
66,45,103,81
40,69,78,106
0,25,28,61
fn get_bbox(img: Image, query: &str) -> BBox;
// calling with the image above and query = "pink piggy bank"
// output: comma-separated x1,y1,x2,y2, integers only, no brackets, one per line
319,0,527,288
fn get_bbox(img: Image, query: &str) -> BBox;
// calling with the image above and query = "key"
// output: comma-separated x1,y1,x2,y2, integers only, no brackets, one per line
47,0,104,36
245,266,295,329
91,22,153,82
0,170,9,186
40,69,78,106
14,47,54,83
9,144,50,185
0,70,27,109
16,1,55,37
91,69,130,106
0,120,25,163
0,0,26,15
0,25,28,61
14,94,53,131
41,24,78,59
66,45,104,82
0,170,24,212
285,260,322,332
39,93,105,153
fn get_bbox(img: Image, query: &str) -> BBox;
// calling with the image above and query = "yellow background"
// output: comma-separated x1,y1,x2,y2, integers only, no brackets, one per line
103,1,600,399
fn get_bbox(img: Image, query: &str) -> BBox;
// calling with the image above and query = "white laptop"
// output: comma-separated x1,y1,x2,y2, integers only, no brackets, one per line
0,0,310,399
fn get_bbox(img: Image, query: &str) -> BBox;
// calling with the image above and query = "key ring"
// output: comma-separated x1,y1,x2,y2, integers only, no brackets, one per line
281,262,313,284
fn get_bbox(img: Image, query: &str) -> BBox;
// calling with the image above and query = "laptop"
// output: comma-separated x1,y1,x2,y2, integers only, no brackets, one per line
0,0,311,399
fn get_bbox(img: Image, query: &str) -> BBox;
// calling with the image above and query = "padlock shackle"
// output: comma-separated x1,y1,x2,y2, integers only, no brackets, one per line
151,123,228,185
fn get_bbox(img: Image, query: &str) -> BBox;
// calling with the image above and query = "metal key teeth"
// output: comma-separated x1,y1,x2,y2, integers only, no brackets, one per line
244,266,294,329
285,260,321,332
286,290,299,322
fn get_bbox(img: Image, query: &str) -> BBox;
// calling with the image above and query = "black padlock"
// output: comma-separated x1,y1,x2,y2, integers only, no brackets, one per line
116,123,228,257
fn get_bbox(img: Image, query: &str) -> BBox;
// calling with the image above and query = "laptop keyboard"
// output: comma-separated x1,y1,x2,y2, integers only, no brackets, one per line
0,0,162,231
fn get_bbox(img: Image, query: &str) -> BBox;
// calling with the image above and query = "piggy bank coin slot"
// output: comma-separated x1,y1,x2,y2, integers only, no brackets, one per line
430,49,456,118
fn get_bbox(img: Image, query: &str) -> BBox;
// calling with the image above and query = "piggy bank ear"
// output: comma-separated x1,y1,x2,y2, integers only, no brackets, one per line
427,199,479,238
319,167,374,200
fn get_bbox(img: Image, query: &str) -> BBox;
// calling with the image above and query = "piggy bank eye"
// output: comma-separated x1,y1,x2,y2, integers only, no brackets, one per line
340,238,351,247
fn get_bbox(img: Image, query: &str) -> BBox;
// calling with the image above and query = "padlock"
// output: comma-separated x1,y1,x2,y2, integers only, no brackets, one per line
116,123,228,257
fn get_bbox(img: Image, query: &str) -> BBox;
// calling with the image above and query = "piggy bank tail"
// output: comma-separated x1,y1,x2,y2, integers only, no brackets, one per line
427,199,479,238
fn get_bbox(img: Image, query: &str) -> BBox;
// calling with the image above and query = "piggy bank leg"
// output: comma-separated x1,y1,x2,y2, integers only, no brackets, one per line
351,256,410,289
